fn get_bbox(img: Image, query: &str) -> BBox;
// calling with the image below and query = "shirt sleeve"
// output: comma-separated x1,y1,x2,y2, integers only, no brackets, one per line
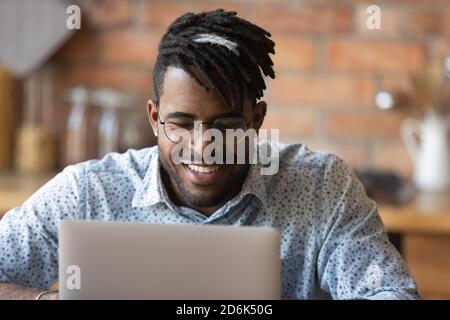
316,155,421,300
0,165,84,290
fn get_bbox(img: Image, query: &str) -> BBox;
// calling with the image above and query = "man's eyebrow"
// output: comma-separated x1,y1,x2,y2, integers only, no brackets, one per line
165,112,196,118
165,111,245,119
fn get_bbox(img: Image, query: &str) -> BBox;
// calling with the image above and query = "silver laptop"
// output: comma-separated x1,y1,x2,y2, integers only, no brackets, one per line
58,220,280,300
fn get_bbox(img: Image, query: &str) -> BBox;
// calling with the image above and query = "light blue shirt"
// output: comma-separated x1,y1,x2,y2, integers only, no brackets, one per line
0,142,420,299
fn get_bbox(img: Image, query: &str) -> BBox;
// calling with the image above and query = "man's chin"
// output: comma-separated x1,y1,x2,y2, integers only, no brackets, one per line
159,154,249,209
177,169,226,204
180,190,229,208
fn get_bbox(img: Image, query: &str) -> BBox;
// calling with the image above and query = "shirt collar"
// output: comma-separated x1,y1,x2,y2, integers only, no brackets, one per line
132,148,268,209
132,149,176,209
239,161,268,206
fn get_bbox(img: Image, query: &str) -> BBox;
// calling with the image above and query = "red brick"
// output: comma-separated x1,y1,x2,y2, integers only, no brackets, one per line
395,0,450,2
249,6,352,34
272,35,315,71
431,40,450,63
261,107,317,138
407,10,450,36
355,6,402,37
325,111,406,139
54,31,97,63
79,0,132,28
327,40,426,74
98,30,163,66
267,73,374,107
144,2,248,28
301,0,450,4
308,140,369,169
379,74,412,94
56,65,152,97
372,141,413,177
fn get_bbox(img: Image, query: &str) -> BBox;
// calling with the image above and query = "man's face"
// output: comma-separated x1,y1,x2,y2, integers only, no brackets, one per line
148,67,266,211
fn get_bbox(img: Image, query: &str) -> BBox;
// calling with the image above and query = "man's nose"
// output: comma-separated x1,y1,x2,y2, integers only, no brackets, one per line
190,122,212,160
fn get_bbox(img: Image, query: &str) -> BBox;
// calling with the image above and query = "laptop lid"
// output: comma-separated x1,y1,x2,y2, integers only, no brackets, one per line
58,220,280,300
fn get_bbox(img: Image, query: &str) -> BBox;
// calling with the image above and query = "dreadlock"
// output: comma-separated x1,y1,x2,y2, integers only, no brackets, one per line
153,9,276,111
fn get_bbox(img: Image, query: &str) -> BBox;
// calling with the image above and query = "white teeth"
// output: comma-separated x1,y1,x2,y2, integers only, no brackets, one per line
186,164,223,174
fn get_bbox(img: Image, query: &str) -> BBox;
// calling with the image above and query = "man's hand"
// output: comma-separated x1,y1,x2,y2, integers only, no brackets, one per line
0,283,56,300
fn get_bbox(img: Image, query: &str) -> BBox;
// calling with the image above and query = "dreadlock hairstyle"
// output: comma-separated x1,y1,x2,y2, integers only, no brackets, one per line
153,9,276,111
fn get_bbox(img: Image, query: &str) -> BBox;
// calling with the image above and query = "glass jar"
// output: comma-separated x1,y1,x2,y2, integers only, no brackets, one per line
91,88,123,158
64,86,99,165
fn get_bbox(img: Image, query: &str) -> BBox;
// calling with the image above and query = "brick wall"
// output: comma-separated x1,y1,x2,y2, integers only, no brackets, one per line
51,0,450,176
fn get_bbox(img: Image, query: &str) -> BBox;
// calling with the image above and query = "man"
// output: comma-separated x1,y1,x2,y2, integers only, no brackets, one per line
0,9,419,300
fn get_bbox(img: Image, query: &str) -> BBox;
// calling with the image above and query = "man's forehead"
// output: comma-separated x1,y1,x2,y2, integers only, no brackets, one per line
159,67,248,115
161,67,218,102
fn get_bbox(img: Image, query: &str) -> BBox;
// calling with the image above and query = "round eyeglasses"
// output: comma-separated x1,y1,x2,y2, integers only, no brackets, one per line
157,112,252,144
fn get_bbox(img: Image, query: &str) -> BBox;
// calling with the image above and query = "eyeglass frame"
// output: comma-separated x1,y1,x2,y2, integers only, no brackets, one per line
155,101,254,144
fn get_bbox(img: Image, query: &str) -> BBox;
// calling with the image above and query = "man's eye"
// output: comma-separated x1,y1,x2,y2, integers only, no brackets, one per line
168,122,193,129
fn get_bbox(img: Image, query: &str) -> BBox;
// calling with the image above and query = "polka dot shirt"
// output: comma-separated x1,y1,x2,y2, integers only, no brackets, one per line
0,141,420,299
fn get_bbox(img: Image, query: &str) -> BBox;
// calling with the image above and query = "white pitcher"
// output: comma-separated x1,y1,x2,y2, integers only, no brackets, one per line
401,115,450,192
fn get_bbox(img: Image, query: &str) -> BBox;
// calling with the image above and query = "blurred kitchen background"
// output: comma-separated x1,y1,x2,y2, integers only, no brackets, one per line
1,0,450,299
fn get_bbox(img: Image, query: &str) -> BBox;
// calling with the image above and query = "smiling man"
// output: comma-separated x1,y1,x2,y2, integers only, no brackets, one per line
0,9,420,300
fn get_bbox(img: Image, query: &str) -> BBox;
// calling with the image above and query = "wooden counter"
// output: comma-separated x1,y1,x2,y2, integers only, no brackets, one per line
379,192,450,235
379,193,450,299
0,172,55,217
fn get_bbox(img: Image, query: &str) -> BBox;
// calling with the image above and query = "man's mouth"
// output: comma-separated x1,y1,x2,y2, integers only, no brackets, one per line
185,164,223,174
181,162,226,185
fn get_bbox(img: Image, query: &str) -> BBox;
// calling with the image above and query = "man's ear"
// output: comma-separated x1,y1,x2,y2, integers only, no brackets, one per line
147,99,159,138
252,100,267,130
